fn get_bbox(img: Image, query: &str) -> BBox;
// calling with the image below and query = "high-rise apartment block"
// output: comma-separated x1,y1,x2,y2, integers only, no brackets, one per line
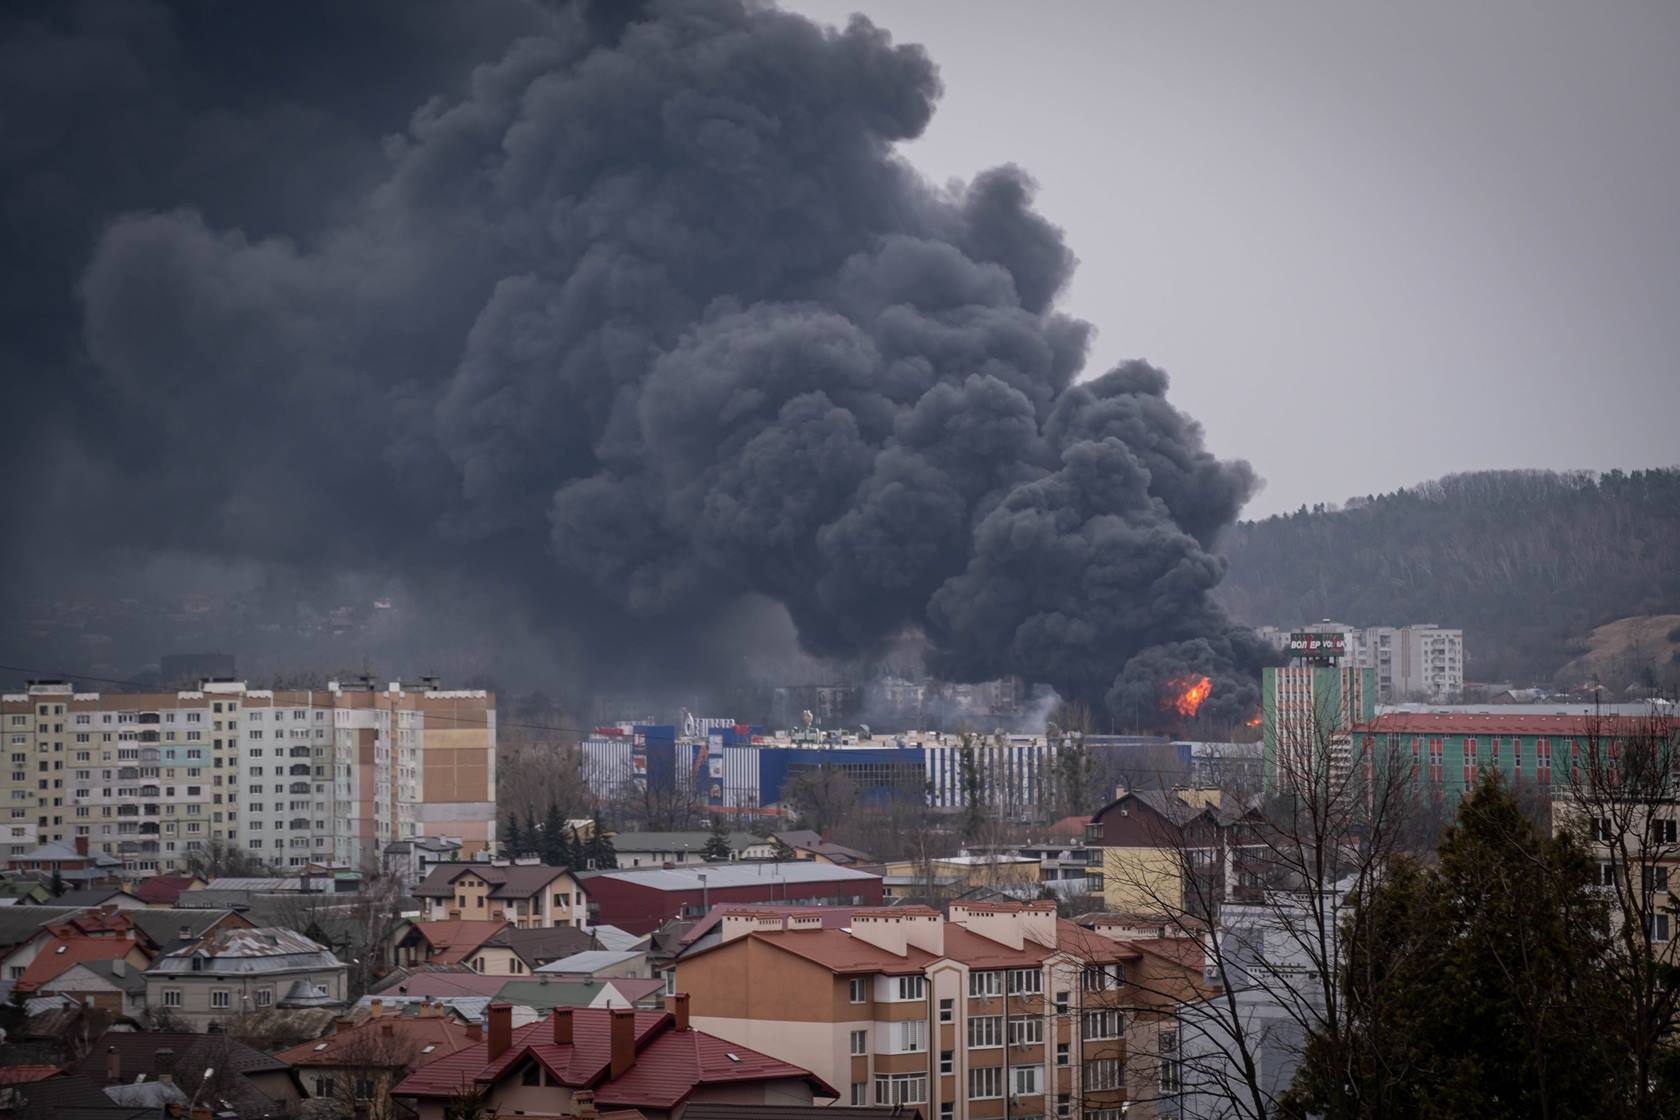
1258,621,1464,702
0,678,495,874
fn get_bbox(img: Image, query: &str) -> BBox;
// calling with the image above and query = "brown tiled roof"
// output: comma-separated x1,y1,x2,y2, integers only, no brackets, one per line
479,924,598,967
276,1012,477,1068
411,863,574,901
407,920,510,965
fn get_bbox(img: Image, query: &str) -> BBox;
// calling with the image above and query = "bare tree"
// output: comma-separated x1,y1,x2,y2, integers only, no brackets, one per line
325,1024,423,1120
1562,705,1680,1120
1102,689,1423,1120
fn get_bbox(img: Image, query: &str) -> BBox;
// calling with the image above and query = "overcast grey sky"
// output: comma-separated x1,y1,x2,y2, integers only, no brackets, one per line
786,0,1680,517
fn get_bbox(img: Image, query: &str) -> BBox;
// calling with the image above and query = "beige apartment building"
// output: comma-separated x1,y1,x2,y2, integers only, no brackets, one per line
0,677,495,874
676,901,1149,1119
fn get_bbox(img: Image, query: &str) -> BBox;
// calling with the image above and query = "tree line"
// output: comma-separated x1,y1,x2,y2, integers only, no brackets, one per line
1217,468,1680,686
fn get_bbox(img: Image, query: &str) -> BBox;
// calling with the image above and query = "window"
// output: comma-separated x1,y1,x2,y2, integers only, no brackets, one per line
1082,963,1122,990
896,1019,926,1053
849,977,867,1003
1648,914,1672,943
1007,1017,1043,1046
1643,866,1670,893
895,975,925,1001
1593,818,1613,843
940,1049,954,1075
1601,863,1617,887
520,1062,541,1086
162,989,182,1007
1084,1058,1123,1092
851,1030,867,1056
874,1073,927,1106
1054,990,1069,1016
967,1015,1003,1049
1659,820,1679,845
211,990,231,1009
968,970,1003,998
939,997,953,1023
851,1084,866,1107
1057,1092,1072,1117
1083,1008,1123,1039
254,988,273,1007
1159,1028,1181,1092
1013,1066,1040,1097
1007,967,1042,995
968,1066,1003,1099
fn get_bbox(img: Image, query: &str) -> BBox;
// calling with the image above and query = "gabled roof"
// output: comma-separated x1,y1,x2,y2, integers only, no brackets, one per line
0,907,87,950
534,949,645,975
126,907,247,950
46,888,143,908
60,957,147,994
276,1010,477,1068
70,1029,290,1078
6,840,122,867
393,1007,829,1107
373,967,510,999
411,862,575,901
476,923,598,968
405,920,511,965
131,874,204,905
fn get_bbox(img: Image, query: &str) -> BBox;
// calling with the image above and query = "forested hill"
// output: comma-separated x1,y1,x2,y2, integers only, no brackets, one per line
1216,469,1680,685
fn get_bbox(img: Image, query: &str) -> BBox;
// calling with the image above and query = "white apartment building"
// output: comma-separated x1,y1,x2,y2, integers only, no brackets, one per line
0,677,496,874
1260,622,1465,702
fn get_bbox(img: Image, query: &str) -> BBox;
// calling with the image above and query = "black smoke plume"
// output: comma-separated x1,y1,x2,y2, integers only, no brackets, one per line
0,0,1269,725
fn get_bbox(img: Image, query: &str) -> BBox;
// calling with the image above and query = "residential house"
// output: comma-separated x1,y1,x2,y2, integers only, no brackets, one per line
771,830,875,867
492,976,668,1015
68,1029,306,1118
392,1000,835,1119
42,888,146,910
393,919,511,970
412,861,589,928
5,838,124,886
383,836,463,887
610,831,774,867
464,924,599,976
534,949,651,980
580,861,882,935
674,901,1137,1118
277,998,477,1111
130,873,207,907
0,907,86,980
6,910,153,1002
1086,788,1263,915
145,926,348,1029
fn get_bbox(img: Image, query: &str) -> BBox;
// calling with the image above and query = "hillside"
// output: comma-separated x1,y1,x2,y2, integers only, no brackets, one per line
1216,469,1680,686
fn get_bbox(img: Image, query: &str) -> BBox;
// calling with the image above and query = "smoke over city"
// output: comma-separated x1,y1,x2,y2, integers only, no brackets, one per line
0,0,1271,726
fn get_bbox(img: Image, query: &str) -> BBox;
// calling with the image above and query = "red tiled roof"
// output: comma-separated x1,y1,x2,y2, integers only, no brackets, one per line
1356,713,1658,736
394,1007,828,1108
15,938,139,992
408,920,511,965
132,874,200,905
748,928,939,975
679,904,867,947
0,1065,62,1085
277,1013,477,1068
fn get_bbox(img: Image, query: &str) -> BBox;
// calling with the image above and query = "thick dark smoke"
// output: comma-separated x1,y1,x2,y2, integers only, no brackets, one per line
0,0,1269,725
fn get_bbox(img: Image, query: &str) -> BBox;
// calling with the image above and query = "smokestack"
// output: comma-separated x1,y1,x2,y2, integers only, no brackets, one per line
486,1004,512,1062
552,1007,573,1046
666,993,690,1032
609,1008,636,1079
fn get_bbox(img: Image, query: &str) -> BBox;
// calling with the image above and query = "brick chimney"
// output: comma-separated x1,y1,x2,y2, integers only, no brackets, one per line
572,1088,599,1119
369,997,383,1018
552,1007,573,1046
466,1021,483,1043
666,992,690,1032
608,1008,636,1079
75,836,89,857
486,1003,512,1062
104,1045,120,1086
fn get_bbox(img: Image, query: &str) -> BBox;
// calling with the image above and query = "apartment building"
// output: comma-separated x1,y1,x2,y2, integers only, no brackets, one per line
1259,622,1465,702
1261,664,1376,794
675,901,1140,1119
0,677,495,874
1085,789,1263,916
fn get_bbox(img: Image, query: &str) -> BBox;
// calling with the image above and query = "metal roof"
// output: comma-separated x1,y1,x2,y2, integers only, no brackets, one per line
583,861,879,891
534,949,644,974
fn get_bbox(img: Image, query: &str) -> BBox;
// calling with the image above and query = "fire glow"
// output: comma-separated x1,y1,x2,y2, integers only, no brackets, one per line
1169,675,1213,718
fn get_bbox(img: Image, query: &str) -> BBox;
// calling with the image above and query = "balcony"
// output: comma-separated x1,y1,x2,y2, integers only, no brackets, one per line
289,747,312,759
136,713,160,725
139,786,160,798
290,818,310,830
138,823,160,835
142,804,160,816
288,764,311,777
289,782,310,794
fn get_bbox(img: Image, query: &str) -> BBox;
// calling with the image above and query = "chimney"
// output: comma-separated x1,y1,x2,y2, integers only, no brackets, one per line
486,1003,513,1062
369,998,383,1018
75,836,89,857
609,1008,636,1079
552,1007,574,1046
466,1021,483,1043
104,1046,122,1085
666,993,690,1032
333,1016,354,1035
573,1088,599,1119
191,1109,213,1120
178,925,192,943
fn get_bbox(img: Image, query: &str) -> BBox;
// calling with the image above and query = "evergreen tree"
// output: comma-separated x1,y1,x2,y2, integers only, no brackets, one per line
541,803,567,866
586,812,617,870
702,815,733,862
502,813,523,858
958,735,986,840
1287,773,1623,1119
48,868,64,898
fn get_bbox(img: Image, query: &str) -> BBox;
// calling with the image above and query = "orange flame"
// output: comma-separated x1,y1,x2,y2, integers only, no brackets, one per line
1245,712,1263,728
1169,675,1213,718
